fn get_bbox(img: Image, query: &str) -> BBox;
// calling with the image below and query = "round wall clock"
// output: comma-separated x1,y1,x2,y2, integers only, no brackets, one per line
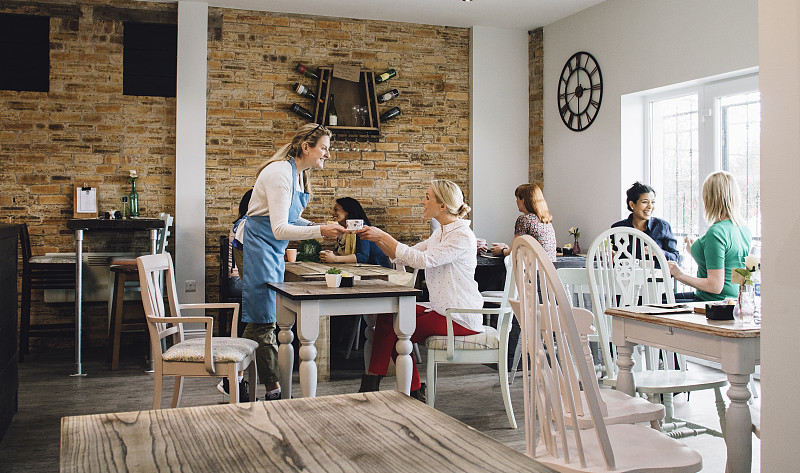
557,51,603,132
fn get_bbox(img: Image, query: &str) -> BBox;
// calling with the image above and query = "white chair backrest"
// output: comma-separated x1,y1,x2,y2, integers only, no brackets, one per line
512,235,615,469
586,228,676,377
156,213,174,253
482,255,517,309
556,267,591,309
137,252,183,346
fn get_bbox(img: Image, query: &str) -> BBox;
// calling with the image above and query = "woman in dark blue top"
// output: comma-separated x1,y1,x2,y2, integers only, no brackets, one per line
611,182,681,262
319,197,392,268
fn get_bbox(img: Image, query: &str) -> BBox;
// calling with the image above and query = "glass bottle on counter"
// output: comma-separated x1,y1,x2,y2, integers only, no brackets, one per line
375,69,396,84
327,94,338,126
128,178,139,218
290,103,314,120
377,89,399,103
380,106,401,122
296,63,319,80
294,83,321,103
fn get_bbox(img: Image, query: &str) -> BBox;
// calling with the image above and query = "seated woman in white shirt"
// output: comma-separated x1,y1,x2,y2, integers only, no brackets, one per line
355,179,484,401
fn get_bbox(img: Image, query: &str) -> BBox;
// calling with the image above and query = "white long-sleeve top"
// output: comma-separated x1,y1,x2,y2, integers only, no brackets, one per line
248,160,321,240
393,219,485,333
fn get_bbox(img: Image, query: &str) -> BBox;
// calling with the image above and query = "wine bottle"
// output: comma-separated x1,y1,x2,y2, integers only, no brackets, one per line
294,83,322,103
327,94,338,126
377,89,399,103
375,69,396,84
290,103,313,120
380,107,401,122
296,63,320,80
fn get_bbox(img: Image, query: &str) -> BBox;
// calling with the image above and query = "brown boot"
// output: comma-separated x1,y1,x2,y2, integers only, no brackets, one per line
357,374,383,393
410,383,427,403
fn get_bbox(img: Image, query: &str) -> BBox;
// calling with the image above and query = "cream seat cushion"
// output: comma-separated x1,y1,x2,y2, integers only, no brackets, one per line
425,325,499,350
162,337,258,363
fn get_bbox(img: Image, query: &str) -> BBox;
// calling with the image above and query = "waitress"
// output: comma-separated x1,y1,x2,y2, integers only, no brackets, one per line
242,123,346,401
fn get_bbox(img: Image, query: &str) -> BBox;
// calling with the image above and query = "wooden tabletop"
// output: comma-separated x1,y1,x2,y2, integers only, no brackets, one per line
606,303,761,338
269,279,421,300
284,261,399,280
60,391,553,473
67,218,165,231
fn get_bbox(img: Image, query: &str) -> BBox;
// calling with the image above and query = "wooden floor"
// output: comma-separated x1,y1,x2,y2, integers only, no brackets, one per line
0,347,759,472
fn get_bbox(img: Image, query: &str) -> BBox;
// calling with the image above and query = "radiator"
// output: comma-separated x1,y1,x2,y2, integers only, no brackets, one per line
44,252,141,303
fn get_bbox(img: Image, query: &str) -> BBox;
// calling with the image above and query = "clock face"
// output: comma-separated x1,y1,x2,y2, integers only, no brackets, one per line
557,51,603,132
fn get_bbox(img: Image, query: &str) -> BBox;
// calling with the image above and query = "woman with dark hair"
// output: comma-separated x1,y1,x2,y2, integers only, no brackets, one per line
319,197,391,268
491,183,556,262
611,181,680,262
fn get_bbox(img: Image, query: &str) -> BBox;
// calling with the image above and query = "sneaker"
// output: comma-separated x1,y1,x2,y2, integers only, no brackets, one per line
217,378,250,402
262,388,282,401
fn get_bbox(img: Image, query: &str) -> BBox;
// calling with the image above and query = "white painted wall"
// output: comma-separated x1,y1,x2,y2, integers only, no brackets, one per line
470,26,530,246
758,1,800,469
175,1,208,306
543,0,758,249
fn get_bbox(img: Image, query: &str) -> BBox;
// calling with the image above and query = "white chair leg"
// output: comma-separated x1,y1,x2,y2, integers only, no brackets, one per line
412,342,422,364
498,353,516,429
171,376,184,408
509,337,522,385
748,374,759,401
426,354,436,407
152,373,163,410
228,371,239,404
714,386,727,436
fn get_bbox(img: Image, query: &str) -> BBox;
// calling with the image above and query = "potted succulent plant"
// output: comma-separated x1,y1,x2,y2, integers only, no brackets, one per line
325,267,342,288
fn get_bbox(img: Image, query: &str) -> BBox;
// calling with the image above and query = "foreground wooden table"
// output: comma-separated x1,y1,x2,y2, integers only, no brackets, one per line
270,280,420,397
60,391,553,472
607,304,760,473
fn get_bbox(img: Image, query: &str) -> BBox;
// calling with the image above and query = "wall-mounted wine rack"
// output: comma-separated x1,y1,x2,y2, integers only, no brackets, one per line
291,64,401,142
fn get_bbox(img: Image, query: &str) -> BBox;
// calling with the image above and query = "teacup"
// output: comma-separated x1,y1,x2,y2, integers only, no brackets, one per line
346,219,364,231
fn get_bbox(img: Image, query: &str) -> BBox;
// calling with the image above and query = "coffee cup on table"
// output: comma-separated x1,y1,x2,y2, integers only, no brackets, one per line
285,248,297,262
346,219,364,231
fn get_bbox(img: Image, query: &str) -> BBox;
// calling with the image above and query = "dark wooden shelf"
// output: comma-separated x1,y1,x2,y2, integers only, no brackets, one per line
313,67,380,140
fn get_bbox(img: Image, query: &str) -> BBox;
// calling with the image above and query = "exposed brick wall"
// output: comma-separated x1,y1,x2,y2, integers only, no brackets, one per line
529,27,544,186
0,0,471,350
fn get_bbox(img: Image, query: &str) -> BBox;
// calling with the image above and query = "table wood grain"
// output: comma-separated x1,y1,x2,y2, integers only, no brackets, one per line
284,261,402,282
60,391,553,473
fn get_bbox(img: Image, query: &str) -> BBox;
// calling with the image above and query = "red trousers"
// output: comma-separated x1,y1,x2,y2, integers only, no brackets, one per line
368,304,479,391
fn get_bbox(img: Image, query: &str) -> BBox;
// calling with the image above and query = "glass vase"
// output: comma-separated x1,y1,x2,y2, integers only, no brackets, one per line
572,236,581,255
128,178,139,218
734,284,755,324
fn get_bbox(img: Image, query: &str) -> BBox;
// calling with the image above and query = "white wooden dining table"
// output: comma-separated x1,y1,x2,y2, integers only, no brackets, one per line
607,304,760,473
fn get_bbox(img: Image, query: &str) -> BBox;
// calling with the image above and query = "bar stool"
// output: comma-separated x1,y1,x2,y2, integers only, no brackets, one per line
108,260,146,370
107,213,172,370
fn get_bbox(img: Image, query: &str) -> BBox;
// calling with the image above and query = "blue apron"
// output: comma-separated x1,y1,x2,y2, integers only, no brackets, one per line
242,158,309,324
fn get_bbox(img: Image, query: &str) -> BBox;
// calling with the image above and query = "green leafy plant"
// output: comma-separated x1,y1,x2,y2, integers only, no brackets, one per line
326,267,342,275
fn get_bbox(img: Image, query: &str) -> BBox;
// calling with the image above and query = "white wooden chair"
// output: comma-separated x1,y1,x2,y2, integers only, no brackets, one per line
586,228,728,434
425,255,517,429
137,252,257,409
511,235,702,472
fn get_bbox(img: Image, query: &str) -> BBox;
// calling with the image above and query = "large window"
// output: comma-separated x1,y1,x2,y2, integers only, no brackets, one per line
647,74,760,246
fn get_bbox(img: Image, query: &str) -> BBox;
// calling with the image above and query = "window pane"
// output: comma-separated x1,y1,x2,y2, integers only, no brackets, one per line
650,94,699,240
720,92,761,241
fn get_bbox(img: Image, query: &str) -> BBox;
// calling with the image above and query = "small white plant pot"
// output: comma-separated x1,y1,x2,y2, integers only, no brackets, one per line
325,273,342,288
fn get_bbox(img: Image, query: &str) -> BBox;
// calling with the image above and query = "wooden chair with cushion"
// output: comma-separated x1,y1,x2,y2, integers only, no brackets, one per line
586,227,728,435
18,222,76,361
108,213,172,370
425,254,518,429
511,234,702,472
137,252,257,409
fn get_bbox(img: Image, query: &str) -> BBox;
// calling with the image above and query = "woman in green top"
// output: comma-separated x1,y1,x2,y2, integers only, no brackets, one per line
668,171,752,301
